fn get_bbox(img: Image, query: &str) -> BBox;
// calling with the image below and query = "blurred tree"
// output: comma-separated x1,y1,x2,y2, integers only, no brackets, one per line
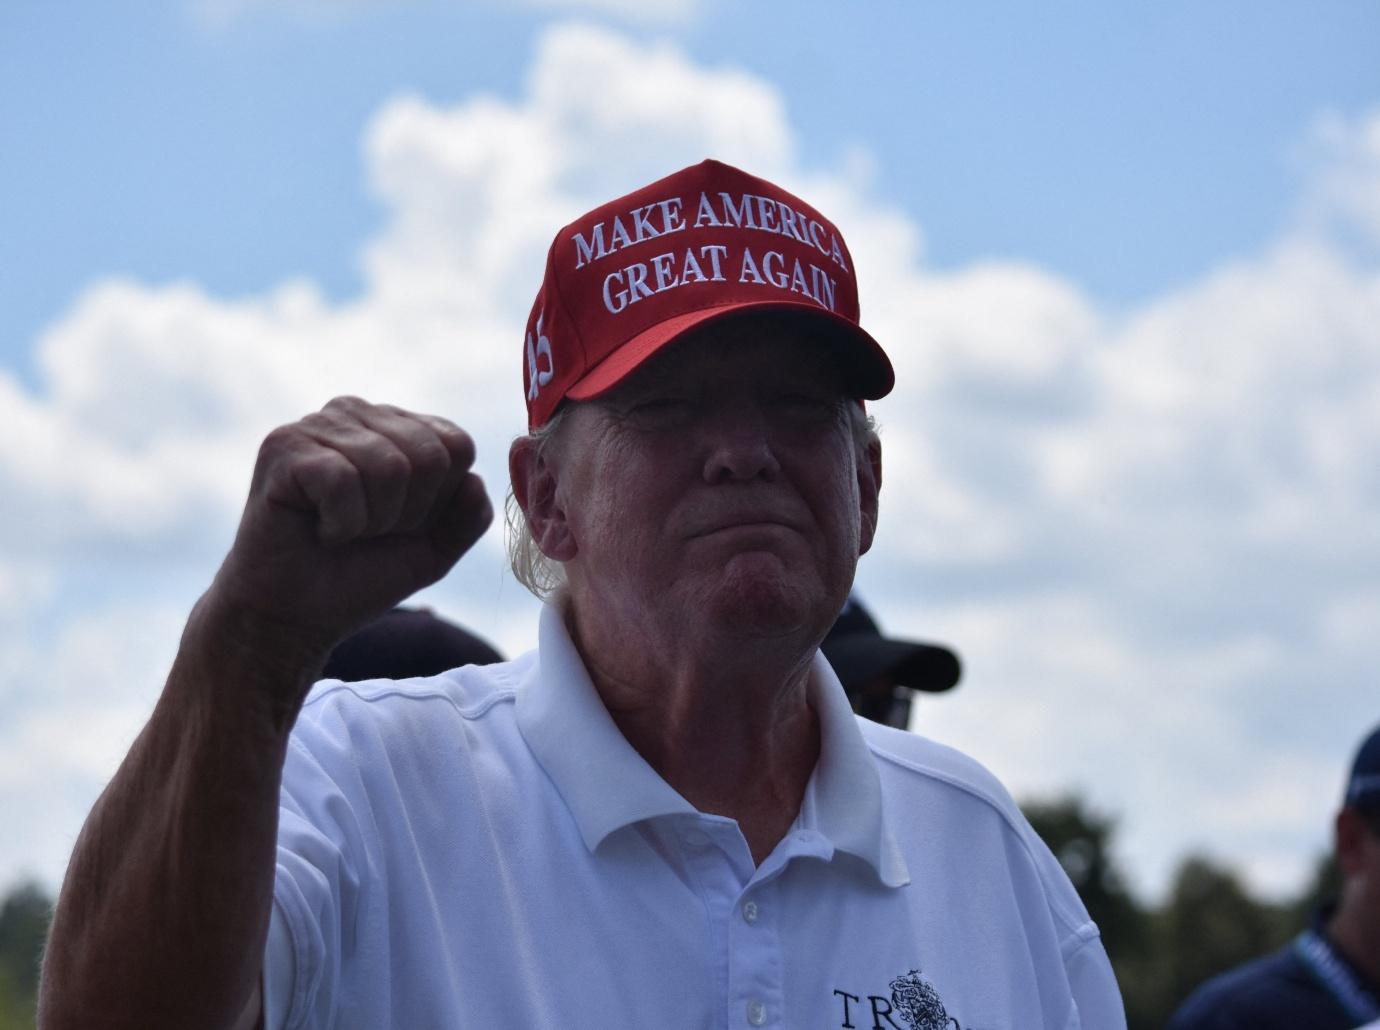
1021,795,1147,960
1022,795,1166,1029
1158,854,1292,1011
0,970,33,1030
0,881,49,999
0,879,53,1030
1286,850,1341,930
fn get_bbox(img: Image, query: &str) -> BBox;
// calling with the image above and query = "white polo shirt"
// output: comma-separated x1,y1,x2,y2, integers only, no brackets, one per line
265,604,1125,1029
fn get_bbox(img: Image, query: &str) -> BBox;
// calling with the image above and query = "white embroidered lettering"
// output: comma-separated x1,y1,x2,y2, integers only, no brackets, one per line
525,312,554,400
651,251,679,292
761,250,789,289
573,224,607,269
602,270,628,313
656,197,686,235
701,244,728,281
679,248,708,284
608,215,634,253
739,247,766,285
719,192,756,229
694,192,723,228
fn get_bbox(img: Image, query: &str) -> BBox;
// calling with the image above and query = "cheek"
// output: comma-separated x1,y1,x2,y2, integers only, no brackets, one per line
816,461,863,532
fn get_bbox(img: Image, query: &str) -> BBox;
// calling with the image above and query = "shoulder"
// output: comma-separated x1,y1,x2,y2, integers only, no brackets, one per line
290,653,534,757
1168,948,1337,1030
858,720,1099,945
859,719,1036,851
859,719,1019,811
301,653,528,717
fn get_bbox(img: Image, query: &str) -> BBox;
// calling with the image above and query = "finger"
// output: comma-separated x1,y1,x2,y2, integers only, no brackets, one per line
253,425,370,543
298,409,412,537
418,414,477,471
349,404,467,534
282,443,370,545
425,471,494,565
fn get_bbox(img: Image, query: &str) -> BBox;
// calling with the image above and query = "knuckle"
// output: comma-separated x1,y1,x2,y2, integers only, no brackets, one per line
259,423,299,455
299,410,345,435
444,427,477,466
373,448,413,485
409,436,451,477
302,450,357,494
323,394,369,413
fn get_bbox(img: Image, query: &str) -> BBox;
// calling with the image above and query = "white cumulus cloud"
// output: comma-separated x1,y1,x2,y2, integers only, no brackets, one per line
4,25,1379,903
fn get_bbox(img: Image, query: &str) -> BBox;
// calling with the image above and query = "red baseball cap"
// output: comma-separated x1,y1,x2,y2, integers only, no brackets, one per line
521,158,895,428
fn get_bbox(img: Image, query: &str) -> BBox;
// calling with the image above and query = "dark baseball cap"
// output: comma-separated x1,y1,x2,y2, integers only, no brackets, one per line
821,596,961,695
1345,724,1380,811
323,606,504,681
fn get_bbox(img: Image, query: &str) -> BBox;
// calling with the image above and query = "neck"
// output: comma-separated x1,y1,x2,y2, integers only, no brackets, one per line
1326,902,1380,988
565,600,822,865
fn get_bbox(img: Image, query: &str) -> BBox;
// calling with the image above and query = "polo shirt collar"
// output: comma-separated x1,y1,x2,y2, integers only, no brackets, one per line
803,651,912,889
516,601,696,851
516,601,910,889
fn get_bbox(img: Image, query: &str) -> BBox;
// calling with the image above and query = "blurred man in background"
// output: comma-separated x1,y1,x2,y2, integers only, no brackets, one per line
1169,723,1380,1029
821,594,960,728
322,606,503,681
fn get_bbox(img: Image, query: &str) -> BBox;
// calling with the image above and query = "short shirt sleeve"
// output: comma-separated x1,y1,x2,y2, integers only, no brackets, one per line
261,720,369,1030
1064,933,1127,1029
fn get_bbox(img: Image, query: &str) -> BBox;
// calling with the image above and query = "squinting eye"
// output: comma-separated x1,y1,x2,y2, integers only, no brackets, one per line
625,397,696,424
773,393,836,415
634,398,692,414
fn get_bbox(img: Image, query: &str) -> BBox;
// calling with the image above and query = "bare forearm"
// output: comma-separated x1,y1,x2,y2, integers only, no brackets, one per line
39,594,326,1030
40,396,491,1027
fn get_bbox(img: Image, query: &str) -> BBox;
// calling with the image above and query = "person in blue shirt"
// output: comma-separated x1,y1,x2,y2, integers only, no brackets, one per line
1169,724,1380,1029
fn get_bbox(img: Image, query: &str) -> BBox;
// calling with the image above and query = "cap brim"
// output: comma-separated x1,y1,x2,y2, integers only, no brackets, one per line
822,636,962,693
565,301,895,403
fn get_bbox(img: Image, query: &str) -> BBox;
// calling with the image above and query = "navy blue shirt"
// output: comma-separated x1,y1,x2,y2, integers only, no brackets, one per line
1169,929,1379,1030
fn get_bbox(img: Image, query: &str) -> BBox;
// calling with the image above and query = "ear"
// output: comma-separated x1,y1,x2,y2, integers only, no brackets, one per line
1335,806,1367,877
857,432,882,556
509,436,578,562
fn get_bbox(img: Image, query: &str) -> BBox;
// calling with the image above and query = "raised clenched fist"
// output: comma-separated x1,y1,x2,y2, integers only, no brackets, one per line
206,396,493,664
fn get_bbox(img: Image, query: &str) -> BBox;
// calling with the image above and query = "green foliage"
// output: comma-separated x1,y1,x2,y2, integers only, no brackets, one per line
1021,796,1149,960
0,879,52,1030
1159,855,1292,1009
1021,795,1336,1030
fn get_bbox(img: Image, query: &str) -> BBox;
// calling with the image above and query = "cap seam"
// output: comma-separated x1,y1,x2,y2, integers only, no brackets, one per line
547,233,590,405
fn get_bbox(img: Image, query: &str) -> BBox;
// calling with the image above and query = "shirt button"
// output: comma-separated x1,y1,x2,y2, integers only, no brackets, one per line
682,828,712,849
746,999,767,1026
742,900,759,924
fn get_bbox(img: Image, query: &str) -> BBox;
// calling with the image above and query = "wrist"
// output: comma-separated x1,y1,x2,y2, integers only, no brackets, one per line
174,587,334,737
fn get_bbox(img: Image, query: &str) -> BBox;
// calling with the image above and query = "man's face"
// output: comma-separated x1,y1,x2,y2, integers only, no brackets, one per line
549,316,879,644
1344,806,1380,924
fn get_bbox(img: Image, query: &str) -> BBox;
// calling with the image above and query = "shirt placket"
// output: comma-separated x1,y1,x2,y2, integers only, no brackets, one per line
729,876,783,1028
676,817,790,1030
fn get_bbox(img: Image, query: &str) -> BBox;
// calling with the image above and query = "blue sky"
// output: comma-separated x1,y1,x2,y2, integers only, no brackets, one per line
5,1,1377,381
2,1,1378,902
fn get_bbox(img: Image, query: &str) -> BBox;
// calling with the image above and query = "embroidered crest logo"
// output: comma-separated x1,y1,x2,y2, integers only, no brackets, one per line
888,969,949,1030
526,311,554,401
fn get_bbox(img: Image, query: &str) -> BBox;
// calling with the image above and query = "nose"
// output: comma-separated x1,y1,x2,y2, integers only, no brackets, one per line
701,411,781,484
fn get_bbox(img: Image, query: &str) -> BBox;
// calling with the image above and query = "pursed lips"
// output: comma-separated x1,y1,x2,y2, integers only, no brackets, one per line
684,510,804,539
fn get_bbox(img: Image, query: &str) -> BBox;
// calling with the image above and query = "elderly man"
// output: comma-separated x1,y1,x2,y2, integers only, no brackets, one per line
40,160,1124,1029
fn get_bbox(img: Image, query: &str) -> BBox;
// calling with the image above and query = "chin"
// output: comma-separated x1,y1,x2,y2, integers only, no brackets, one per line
702,554,824,640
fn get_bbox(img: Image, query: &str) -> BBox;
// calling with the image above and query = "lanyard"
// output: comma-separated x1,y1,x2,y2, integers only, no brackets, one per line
1293,929,1380,1023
